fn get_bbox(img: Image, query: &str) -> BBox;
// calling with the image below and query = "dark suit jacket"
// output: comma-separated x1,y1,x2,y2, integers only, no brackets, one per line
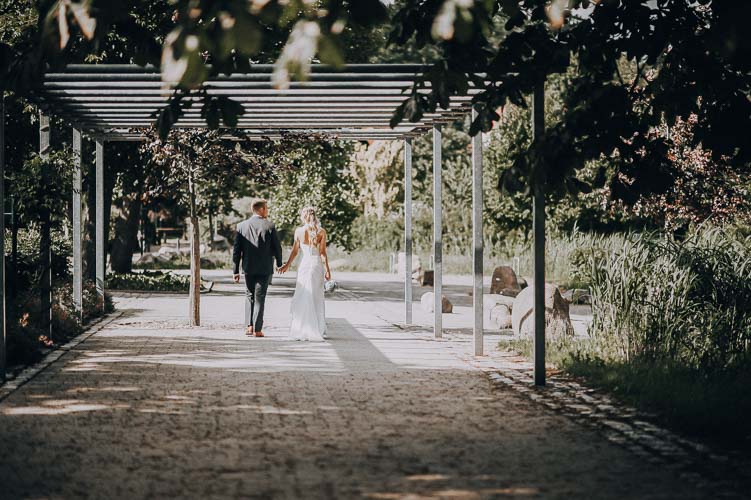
232,216,283,276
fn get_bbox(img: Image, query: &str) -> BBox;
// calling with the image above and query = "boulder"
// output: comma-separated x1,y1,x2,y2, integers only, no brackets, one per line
489,303,512,329
511,284,573,337
412,265,424,283
490,266,521,294
483,293,515,310
420,292,453,313
421,270,434,287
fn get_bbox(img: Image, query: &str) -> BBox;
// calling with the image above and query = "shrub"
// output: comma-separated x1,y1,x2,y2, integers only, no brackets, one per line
5,280,112,369
106,271,191,292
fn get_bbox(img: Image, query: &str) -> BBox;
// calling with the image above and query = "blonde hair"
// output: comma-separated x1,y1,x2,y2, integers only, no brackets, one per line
300,206,321,245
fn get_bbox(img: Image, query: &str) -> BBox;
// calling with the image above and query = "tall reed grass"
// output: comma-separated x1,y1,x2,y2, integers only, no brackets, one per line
577,225,751,372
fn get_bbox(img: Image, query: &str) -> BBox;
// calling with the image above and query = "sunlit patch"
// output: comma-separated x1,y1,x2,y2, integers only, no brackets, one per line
41,399,83,407
206,404,312,415
3,403,111,415
405,474,450,482
63,364,107,372
83,350,128,356
431,490,479,499
65,386,140,395
482,487,539,496
365,487,538,500
165,395,194,401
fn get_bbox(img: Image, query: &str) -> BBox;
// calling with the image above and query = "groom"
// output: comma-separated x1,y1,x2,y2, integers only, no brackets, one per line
232,199,283,338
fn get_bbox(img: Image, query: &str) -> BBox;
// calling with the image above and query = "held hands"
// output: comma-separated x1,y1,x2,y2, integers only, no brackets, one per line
233,274,241,284
276,264,289,274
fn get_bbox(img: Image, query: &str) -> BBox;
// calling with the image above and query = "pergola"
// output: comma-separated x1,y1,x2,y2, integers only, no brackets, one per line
0,64,548,385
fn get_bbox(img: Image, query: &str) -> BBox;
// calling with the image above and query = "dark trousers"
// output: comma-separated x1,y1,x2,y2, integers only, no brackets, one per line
244,274,271,331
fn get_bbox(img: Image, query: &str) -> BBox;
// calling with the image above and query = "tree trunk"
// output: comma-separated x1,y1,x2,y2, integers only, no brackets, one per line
110,196,142,274
188,174,200,326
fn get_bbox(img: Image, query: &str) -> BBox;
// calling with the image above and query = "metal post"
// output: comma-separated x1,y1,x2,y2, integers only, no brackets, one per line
471,107,484,356
432,125,443,338
72,129,83,322
404,137,412,324
0,97,6,382
532,81,546,386
39,111,52,336
95,139,105,311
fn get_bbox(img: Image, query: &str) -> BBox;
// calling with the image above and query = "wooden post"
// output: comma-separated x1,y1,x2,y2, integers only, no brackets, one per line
95,139,105,311
532,80,546,386
72,129,83,322
404,137,412,324
433,125,443,338
472,107,484,356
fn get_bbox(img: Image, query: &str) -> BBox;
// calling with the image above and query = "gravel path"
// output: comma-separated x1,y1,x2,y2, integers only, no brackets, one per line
0,273,710,499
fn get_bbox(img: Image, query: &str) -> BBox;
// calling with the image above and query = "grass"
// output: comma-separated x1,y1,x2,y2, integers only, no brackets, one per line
562,356,751,445
498,337,751,447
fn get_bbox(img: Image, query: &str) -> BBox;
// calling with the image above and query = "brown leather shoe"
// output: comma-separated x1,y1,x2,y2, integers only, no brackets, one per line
246,326,254,336
254,331,264,338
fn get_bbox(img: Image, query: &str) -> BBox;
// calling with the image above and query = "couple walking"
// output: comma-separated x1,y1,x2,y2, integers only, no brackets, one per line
232,199,332,342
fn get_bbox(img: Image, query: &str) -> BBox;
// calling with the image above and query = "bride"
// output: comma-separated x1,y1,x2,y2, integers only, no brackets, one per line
279,207,332,341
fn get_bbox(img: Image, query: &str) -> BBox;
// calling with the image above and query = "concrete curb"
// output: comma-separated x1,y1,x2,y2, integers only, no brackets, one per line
0,311,124,403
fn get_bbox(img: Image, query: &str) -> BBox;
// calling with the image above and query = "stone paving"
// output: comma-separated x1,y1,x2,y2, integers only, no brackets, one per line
0,272,745,499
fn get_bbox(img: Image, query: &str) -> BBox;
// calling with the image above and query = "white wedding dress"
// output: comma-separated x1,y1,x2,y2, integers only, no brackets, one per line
289,236,327,341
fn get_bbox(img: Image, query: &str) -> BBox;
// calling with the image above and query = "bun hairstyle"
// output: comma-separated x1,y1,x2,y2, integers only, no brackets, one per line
300,206,321,244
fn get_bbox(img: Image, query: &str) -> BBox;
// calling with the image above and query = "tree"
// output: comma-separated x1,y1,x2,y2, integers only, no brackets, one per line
629,115,751,230
388,1,751,207
140,129,283,325
268,139,358,250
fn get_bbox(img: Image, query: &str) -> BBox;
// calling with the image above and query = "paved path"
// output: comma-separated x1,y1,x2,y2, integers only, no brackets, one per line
0,273,713,499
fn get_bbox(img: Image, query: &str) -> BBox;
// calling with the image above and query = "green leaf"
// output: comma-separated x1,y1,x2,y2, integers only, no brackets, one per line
318,34,344,68
219,97,245,128
201,97,220,130
389,100,407,129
